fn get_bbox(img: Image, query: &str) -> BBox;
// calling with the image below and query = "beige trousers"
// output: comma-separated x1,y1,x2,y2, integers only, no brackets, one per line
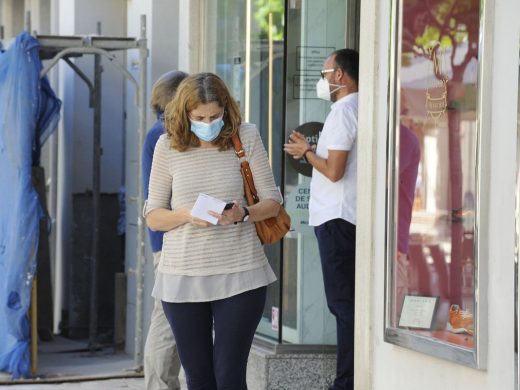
144,251,181,390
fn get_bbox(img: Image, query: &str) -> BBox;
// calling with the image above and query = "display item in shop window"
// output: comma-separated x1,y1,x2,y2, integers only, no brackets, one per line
447,304,474,336
425,43,449,124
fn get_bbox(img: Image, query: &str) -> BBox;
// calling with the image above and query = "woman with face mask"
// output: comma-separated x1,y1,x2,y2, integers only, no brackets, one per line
144,72,281,390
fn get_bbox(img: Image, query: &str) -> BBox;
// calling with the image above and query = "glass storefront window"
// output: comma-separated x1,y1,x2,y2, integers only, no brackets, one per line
202,0,285,341
202,0,357,345
385,0,483,367
282,1,356,345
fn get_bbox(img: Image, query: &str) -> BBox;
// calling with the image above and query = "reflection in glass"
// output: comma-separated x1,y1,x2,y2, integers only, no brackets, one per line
282,0,349,345
204,0,285,340
205,0,354,345
389,0,480,350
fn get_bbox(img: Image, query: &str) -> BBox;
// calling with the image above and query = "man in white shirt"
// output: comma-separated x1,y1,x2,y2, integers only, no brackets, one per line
284,48,359,390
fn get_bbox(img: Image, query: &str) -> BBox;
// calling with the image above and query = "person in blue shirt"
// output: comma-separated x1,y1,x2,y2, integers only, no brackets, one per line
143,70,188,390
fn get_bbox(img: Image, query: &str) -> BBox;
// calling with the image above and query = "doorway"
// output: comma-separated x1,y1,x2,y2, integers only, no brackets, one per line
280,0,360,345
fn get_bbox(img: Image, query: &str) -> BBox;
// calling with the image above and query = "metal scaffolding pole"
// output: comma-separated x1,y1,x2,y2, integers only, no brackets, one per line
88,21,103,352
134,14,148,371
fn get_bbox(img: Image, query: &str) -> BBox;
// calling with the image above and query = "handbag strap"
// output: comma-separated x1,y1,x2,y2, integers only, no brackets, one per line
231,133,260,203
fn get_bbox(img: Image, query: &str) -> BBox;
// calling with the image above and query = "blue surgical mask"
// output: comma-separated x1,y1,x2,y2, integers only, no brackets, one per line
190,116,225,142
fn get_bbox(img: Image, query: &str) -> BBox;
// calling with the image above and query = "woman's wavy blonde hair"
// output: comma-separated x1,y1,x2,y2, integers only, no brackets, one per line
164,72,242,151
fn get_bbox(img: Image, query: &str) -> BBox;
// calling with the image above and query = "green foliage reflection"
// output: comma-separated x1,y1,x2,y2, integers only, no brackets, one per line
254,0,284,40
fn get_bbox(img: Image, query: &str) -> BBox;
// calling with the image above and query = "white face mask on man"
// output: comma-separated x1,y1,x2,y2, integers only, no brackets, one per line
315,77,344,101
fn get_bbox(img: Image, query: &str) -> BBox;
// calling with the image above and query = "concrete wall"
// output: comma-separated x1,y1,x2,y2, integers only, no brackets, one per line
356,0,519,389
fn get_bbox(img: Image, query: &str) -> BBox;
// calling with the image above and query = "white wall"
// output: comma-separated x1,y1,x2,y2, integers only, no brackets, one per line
124,0,184,357
123,0,227,358
25,0,50,34
51,0,127,335
356,0,519,389
0,0,24,38
178,0,203,73
70,0,127,194
1,0,181,356
150,0,181,82
124,0,150,358
53,0,76,335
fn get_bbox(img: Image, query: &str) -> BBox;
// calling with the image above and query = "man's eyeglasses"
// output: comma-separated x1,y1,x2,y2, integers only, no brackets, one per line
320,68,336,79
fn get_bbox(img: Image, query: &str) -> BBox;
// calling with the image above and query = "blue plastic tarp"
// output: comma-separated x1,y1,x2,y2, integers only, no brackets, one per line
0,32,61,379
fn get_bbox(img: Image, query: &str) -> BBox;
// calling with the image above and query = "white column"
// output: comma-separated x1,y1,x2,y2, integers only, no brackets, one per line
355,0,390,388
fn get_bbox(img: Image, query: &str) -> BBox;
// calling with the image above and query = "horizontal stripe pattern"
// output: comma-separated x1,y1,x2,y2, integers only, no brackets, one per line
146,124,281,276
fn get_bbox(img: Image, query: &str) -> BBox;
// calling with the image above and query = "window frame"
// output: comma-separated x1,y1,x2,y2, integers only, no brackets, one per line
383,0,488,369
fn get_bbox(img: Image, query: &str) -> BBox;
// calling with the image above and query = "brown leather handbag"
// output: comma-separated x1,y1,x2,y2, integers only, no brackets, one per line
231,133,291,245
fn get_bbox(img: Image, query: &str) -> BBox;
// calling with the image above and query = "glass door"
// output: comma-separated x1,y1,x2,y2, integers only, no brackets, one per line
201,0,360,345
282,0,359,345
202,0,285,341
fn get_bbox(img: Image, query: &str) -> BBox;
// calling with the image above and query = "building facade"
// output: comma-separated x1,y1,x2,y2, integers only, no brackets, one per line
357,0,519,389
1,0,519,389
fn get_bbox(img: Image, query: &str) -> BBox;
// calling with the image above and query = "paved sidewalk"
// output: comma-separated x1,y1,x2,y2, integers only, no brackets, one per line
0,377,144,389
0,337,145,389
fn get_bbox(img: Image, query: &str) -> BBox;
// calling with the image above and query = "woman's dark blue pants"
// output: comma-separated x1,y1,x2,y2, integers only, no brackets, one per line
162,286,267,390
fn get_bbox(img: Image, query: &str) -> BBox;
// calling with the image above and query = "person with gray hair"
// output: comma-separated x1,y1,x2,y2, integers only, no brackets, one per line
142,70,188,390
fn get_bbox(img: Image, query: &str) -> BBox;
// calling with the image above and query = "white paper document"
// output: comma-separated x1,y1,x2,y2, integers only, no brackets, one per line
190,193,226,225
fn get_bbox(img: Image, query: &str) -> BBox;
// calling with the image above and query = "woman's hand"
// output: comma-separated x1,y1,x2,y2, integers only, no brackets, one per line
208,201,244,225
147,205,195,231
189,216,212,227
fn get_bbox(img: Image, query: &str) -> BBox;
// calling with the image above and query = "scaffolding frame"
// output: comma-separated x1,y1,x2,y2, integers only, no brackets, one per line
3,14,149,373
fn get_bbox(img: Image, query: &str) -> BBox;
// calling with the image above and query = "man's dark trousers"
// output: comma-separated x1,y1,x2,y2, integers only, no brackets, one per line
315,218,356,390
